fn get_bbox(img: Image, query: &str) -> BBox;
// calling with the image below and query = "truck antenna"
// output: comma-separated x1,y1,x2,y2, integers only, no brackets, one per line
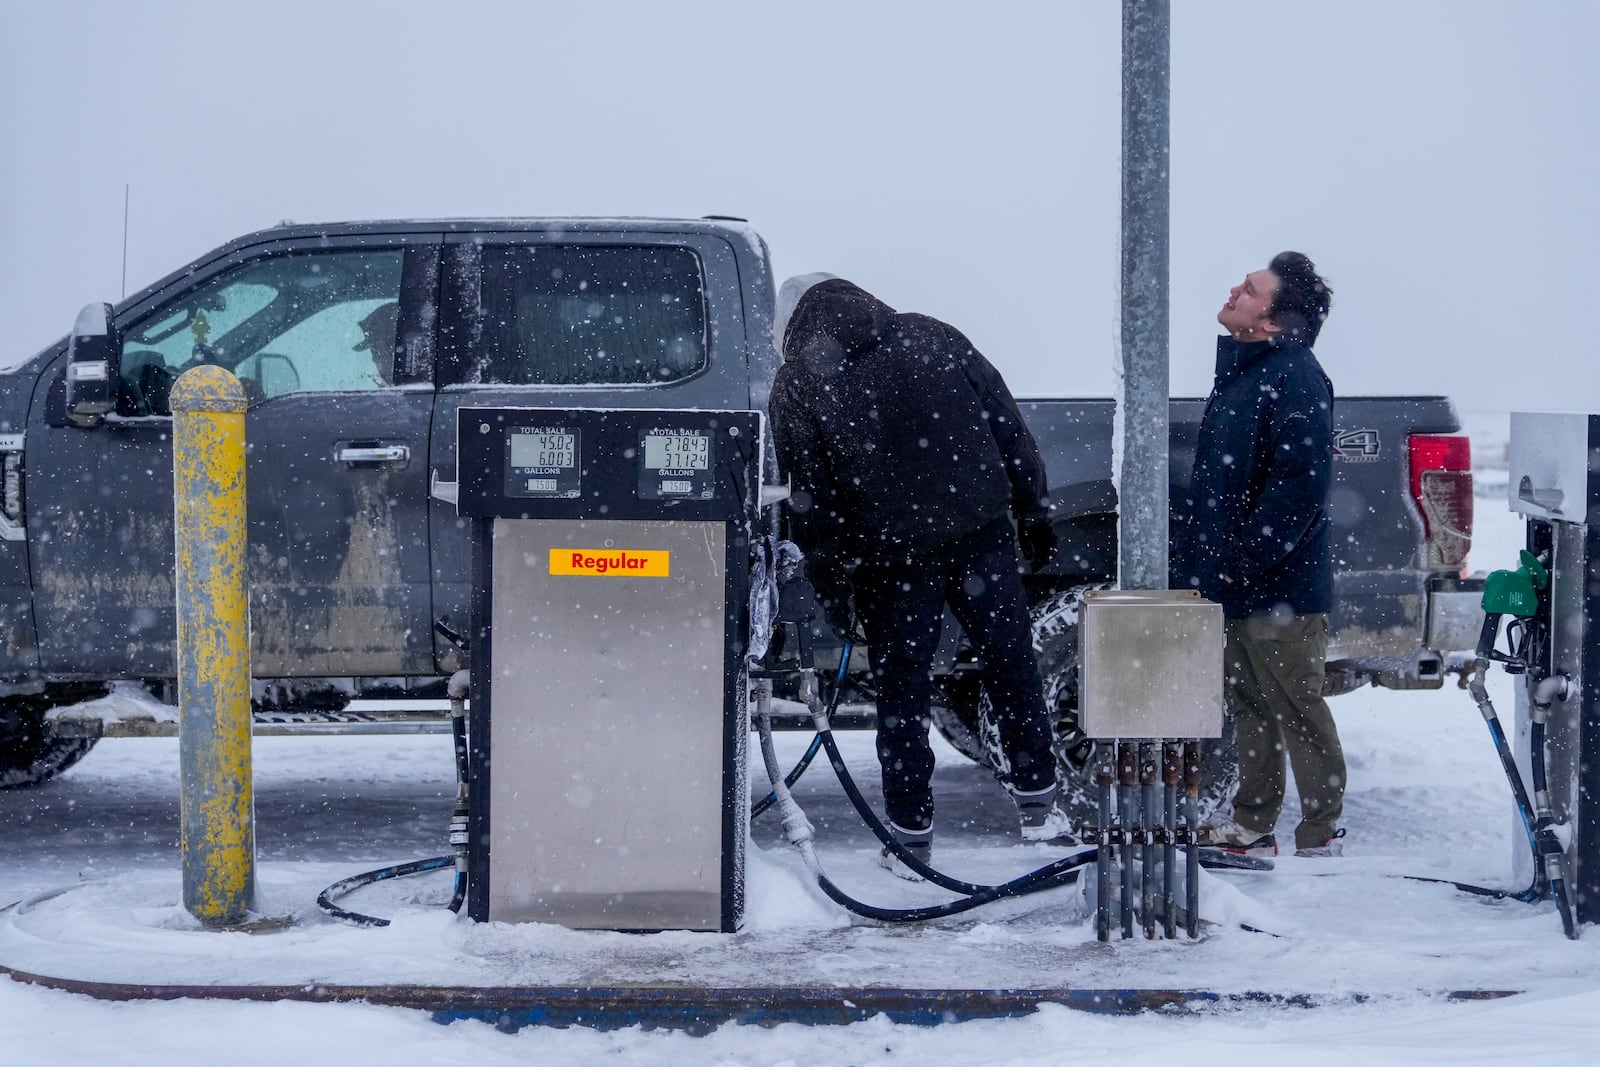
121,184,131,300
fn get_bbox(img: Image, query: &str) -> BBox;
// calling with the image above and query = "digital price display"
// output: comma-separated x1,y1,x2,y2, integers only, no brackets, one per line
643,433,709,471
505,426,582,498
639,427,714,500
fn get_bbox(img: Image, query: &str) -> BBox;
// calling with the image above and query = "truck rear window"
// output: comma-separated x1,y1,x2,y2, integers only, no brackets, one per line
457,244,708,386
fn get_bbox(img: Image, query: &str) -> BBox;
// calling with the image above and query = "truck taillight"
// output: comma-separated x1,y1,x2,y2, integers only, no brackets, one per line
1408,434,1472,573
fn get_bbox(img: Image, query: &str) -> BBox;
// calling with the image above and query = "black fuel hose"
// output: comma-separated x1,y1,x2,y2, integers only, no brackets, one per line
320,675,473,927
751,651,849,818
755,641,1254,922
756,700,1280,930
753,651,1108,923
1240,662,1566,913
1529,711,1578,937
813,725,1025,896
751,734,824,819
1464,660,1568,913
1272,870,1536,902
446,690,470,915
768,647,1044,895
807,721,1279,918
1399,874,1536,900
316,855,455,927
811,851,1095,923
1479,703,1541,860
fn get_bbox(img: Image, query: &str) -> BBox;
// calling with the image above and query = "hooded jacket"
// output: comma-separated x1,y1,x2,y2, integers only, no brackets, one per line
1177,334,1334,619
768,279,1049,563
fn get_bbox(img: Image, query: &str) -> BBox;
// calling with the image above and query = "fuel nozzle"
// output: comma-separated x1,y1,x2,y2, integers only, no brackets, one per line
1476,549,1549,673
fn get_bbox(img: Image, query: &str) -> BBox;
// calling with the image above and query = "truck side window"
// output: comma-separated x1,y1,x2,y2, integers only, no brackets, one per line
117,249,404,415
454,244,707,386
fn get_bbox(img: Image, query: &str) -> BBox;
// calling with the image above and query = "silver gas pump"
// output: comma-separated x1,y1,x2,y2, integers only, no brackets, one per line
1507,411,1600,930
453,407,762,932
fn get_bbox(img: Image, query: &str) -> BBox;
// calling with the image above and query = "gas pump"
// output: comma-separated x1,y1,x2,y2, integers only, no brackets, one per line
1503,412,1600,933
453,406,762,932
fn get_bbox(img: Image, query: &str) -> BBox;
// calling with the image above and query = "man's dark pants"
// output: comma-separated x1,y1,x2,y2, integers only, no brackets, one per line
851,517,1056,831
1224,612,1346,850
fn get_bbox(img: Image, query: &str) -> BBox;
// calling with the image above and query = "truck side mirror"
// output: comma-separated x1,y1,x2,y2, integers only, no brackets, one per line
65,302,120,427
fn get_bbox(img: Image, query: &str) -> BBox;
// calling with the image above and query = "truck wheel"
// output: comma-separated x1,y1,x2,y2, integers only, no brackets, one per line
0,693,103,789
931,586,1239,832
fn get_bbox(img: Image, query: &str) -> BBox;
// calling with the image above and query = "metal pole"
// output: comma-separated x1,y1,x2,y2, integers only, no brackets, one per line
1119,0,1171,591
173,365,254,927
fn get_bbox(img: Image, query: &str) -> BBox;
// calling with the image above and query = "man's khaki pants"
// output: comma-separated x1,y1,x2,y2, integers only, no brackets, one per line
1224,612,1346,851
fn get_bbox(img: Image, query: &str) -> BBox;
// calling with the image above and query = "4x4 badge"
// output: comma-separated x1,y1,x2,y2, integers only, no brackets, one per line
1333,428,1381,461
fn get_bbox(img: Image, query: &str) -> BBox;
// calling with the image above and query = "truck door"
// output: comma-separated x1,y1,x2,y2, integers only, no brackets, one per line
427,231,747,670
25,236,441,679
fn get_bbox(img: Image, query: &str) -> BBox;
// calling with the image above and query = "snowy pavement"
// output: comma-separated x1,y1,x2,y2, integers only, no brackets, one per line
7,673,1600,1063
5,678,1594,998
6,427,1600,1063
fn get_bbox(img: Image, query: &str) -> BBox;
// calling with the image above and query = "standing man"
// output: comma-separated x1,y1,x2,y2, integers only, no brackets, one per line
769,276,1067,878
1181,252,1346,859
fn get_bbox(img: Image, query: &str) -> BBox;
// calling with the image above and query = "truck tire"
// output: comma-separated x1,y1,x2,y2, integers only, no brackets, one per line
930,585,1239,831
0,692,103,789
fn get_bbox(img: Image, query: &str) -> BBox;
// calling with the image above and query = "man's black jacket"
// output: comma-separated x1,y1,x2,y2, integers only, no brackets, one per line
769,279,1049,564
1176,334,1334,619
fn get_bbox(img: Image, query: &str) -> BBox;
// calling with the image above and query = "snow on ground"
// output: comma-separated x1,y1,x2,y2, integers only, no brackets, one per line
5,415,1600,1065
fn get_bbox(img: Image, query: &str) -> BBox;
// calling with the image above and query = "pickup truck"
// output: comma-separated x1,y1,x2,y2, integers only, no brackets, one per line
0,218,1477,810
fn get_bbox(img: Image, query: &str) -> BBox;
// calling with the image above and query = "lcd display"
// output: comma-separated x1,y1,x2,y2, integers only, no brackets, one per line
510,431,577,469
643,432,709,471
505,426,582,498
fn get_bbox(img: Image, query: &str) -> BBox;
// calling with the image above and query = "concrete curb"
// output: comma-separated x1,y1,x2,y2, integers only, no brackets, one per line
0,963,1521,1032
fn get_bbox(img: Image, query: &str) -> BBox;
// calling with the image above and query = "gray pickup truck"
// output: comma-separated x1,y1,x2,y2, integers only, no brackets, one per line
0,218,1476,803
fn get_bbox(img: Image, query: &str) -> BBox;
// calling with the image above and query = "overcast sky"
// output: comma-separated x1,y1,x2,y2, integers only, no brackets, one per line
2,0,1595,412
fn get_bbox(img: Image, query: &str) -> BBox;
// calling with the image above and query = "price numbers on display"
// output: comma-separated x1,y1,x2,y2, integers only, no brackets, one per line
643,432,710,471
510,430,576,470
506,426,581,498
638,427,715,500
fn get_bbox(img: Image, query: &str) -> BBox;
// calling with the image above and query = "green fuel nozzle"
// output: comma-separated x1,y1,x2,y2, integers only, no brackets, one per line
1482,549,1548,617
1477,549,1550,671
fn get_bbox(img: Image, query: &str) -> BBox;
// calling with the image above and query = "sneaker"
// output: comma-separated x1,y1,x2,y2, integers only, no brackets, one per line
1020,806,1079,844
1295,828,1346,858
1012,784,1077,843
878,820,932,882
1011,783,1075,844
1199,817,1278,858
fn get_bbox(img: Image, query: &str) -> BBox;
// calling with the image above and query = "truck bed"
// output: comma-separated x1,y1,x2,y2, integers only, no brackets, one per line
1019,395,1466,670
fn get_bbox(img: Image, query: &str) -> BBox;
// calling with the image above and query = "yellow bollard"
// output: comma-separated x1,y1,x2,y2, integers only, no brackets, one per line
171,365,254,926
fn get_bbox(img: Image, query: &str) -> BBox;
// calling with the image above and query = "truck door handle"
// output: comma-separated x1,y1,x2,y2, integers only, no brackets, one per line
336,444,410,466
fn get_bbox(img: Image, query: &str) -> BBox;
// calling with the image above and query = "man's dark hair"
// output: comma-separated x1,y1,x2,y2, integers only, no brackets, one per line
1267,251,1333,345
